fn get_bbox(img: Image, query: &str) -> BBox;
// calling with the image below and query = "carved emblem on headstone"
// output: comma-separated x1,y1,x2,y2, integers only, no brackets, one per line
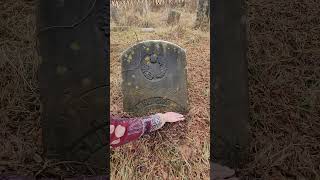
141,53,168,81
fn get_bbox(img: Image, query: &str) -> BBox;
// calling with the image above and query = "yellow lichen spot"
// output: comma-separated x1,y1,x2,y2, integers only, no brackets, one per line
145,56,151,64
146,47,150,51
127,54,132,63
171,102,177,107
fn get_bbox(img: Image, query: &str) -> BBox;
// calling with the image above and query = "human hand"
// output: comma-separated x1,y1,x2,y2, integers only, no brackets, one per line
156,112,185,128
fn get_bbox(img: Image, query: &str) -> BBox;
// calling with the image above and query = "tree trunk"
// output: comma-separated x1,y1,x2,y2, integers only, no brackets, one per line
110,4,119,24
194,0,209,29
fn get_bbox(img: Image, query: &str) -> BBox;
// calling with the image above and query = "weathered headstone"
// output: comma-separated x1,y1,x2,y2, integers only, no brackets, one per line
121,40,188,116
167,9,181,25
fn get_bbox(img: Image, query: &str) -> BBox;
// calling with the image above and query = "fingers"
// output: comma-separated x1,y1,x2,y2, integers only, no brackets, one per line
163,112,186,122
165,112,183,116
177,116,185,121
165,112,184,118
169,117,185,122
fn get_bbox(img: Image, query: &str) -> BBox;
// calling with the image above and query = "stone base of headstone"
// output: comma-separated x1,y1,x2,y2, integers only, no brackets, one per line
141,28,155,33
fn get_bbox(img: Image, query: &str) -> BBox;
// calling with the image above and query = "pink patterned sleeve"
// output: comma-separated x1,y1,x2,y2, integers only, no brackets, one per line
110,115,162,148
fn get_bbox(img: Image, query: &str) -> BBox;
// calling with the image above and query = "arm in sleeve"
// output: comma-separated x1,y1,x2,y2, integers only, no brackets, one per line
110,114,163,148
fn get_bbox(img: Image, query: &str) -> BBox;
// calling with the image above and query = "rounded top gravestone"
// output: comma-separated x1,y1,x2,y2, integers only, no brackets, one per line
121,40,189,116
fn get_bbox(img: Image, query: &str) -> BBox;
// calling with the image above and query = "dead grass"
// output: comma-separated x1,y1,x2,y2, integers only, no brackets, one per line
0,0,43,176
110,3,210,179
113,4,197,29
242,0,320,179
110,15,210,179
